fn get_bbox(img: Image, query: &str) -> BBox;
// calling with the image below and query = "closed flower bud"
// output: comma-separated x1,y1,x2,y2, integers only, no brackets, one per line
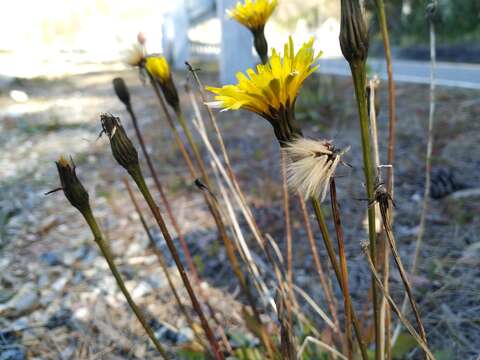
145,56,180,111
112,78,131,107
339,0,369,63
55,156,91,214
100,114,139,173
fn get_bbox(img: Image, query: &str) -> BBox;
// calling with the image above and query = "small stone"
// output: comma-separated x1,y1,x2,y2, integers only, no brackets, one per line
40,251,62,266
0,283,40,317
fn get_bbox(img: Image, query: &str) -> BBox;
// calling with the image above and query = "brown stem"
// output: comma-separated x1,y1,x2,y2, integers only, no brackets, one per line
374,0,397,196
196,181,276,357
82,208,170,359
361,245,434,359
380,204,429,356
125,103,199,281
329,179,353,360
148,75,197,176
311,198,369,360
128,166,224,360
186,63,266,252
123,178,207,350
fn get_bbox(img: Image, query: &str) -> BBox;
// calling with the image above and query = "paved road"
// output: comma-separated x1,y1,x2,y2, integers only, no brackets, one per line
318,57,480,90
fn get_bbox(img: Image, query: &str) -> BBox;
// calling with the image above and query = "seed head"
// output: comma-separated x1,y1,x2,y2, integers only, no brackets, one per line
100,114,139,173
284,138,349,201
55,156,91,214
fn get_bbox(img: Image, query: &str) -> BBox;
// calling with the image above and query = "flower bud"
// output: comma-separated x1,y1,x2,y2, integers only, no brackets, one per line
55,156,91,214
145,56,180,111
100,114,139,173
339,0,369,63
112,78,131,107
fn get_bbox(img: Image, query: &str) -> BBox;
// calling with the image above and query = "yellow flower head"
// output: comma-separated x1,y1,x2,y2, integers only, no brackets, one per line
228,0,278,31
206,37,321,144
145,56,171,84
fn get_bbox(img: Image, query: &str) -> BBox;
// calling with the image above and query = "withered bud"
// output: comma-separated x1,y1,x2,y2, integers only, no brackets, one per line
339,0,369,63
159,77,180,112
100,114,139,172
55,156,90,214
252,27,268,64
112,78,131,107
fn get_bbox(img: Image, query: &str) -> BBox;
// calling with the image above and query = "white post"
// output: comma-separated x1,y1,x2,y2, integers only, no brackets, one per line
162,0,190,70
216,0,255,84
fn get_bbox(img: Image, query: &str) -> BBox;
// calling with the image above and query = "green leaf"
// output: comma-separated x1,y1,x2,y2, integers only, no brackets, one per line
392,333,418,359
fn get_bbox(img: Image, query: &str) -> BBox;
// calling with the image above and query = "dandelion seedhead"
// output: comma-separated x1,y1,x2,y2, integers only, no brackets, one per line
100,114,140,173
55,156,90,214
123,42,147,67
284,138,349,201
206,36,321,145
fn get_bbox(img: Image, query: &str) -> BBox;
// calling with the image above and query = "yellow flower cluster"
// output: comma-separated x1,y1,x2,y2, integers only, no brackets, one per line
227,0,278,31
206,37,321,120
145,56,171,83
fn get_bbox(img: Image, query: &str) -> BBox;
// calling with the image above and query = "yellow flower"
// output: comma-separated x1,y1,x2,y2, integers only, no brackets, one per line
145,56,179,111
228,0,278,31
145,56,171,84
206,37,321,143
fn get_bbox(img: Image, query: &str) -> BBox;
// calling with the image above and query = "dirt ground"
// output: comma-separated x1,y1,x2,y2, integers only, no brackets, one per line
1,66,479,359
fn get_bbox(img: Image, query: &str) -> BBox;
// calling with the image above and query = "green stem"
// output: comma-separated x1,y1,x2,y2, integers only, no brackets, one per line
128,166,224,360
349,59,380,360
82,208,170,359
311,198,369,360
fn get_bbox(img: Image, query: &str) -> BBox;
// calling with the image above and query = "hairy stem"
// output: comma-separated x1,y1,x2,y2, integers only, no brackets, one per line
82,208,170,359
123,179,207,349
349,59,380,359
128,166,223,360
329,179,353,359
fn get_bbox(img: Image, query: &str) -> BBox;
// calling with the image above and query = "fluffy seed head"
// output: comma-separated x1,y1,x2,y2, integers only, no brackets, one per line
123,42,146,67
284,138,349,201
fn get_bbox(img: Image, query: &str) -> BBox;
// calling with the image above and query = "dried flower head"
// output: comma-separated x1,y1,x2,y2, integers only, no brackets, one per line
123,42,147,67
284,138,349,201
145,56,180,111
206,36,321,144
227,0,277,32
55,156,90,213
100,114,139,173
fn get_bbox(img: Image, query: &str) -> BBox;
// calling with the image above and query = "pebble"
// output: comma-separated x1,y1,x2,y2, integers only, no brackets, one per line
0,283,39,317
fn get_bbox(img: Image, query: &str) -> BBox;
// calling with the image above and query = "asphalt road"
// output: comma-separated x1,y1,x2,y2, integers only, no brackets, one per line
318,57,480,90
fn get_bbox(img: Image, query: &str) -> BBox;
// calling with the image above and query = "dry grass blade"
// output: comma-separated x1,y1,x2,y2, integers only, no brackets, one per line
297,336,348,360
292,284,337,331
361,243,435,360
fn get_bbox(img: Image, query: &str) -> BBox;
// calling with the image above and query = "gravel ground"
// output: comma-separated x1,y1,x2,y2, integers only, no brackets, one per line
1,66,479,359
